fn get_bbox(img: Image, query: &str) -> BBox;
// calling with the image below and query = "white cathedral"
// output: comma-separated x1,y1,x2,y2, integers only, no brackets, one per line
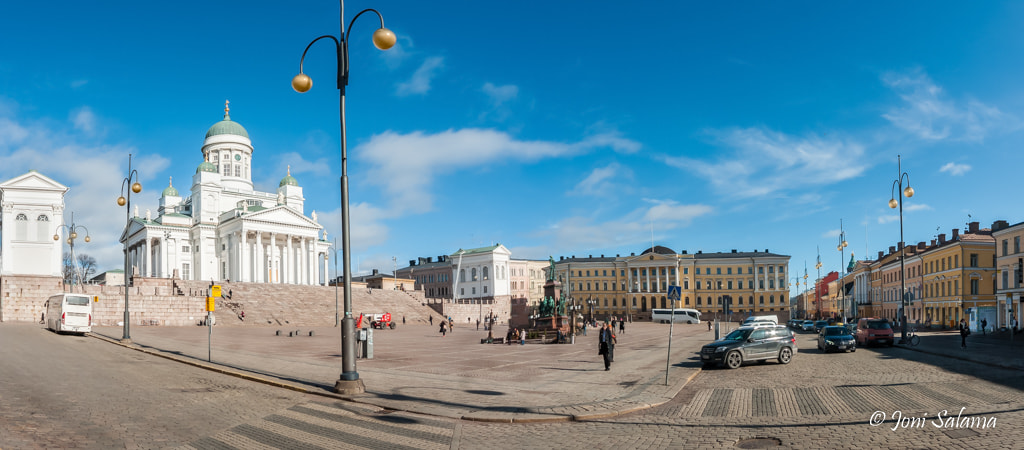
121,103,332,285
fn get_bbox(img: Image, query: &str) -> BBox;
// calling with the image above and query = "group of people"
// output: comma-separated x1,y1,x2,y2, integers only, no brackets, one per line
506,328,526,345
438,316,454,336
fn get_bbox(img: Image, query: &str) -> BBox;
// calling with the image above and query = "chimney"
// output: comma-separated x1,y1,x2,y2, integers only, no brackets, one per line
991,220,1008,232
409,259,416,267
765,249,770,253
681,250,688,254
971,221,981,233
589,255,592,258
931,239,937,246
952,229,959,240
732,249,737,253
938,234,946,244
560,256,564,261
889,246,896,254
878,251,884,260
697,250,703,254
616,254,620,257
918,242,926,250
898,241,904,250
372,269,379,275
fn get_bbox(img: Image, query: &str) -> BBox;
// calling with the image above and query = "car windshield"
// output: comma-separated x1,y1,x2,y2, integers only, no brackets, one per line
815,321,827,326
867,320,891,330
803,321,813,324
723,329,752,341
823,327,848,336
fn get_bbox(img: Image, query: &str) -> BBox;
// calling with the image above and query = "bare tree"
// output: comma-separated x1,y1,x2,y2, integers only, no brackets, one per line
77,254,98,282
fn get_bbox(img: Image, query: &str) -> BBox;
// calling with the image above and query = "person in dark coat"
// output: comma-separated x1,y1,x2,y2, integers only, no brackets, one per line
439,321,447,337
599,322,616,370
959,319,969,349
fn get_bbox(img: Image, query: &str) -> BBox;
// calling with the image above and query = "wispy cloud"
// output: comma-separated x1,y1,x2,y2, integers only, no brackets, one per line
939,162,971,176
664,127,867,198
396,57,443,96
571,163,632,197
482,83,518,107
358,128,641,214
70,107,99,135
523,199,712,256
877,203,930,224
882,69,1019,142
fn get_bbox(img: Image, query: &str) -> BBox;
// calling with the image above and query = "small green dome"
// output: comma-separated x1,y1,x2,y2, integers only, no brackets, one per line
162,177,179,197
205,101,249,139
197,161,217,173
279,165,298,186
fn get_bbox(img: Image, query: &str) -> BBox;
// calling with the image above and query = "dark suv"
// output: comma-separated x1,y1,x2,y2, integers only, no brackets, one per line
700,325,797,369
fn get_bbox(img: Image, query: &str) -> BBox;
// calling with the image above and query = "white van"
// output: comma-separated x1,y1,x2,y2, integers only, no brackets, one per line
45,293,92,334
741,315,779,326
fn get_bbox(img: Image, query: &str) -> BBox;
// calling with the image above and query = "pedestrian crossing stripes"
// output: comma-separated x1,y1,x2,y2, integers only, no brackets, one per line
187,401,455,450
671,380,1022,419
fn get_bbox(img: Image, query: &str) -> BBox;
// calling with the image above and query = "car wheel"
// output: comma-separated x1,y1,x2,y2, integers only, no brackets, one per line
725,351,743,369
778,347,793,364
851,347,856,353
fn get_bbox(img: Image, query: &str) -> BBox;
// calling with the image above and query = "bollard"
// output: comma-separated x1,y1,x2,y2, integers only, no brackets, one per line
309,330,315,337
288,331,294,337
276,330,281,336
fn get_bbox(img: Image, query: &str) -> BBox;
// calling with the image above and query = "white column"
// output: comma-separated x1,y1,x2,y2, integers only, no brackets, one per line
141,239,149,277
251,232,260,282
309,238,317,285
322,248,328,286
656,266,661,292
235,231,243,282
285,235,293,284
299,238,307,285
269,233,277,283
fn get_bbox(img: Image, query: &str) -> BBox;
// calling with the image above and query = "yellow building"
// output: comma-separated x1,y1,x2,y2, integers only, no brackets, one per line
553,246,791,321
920,222,996,329
991,220,1023,331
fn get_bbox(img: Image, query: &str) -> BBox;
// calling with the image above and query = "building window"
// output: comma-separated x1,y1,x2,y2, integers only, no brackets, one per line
970,254,978,267
770,295,775,305
15,213,27,221
222,164,230,176
759,280,765,289
769,266,774,273
685,296,690,306
603,282,608,291
1003,240,1009,256
483,286,488,293
683,268,688,274
759,295,765,305
758,266,764,274
683,280,689,289
727,267,732,275
728,281,733,289
697,296,702,306
1017,237,1022,254
472,287,476,295
695,268,700,275
37,214,49,221
482,266,489,280
769,279,774,289
778,266,784,274
716,267,721,275
612,298,617,307
471,268,478,281
182,263,190,280
972,279,980,295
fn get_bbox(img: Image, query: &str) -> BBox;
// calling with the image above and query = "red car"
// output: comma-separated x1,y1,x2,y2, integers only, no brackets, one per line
855,318,894,347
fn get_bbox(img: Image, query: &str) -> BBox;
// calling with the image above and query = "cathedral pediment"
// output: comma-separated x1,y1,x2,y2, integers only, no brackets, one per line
0,171,69,192
242,206,321,229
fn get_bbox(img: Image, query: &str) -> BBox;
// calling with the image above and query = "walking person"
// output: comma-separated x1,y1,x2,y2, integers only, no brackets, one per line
619,319,625,335
599,322,616,371
707,319,712,332
981,318,987,335
959,319,969,349
439,320,447,337
429,315,433,326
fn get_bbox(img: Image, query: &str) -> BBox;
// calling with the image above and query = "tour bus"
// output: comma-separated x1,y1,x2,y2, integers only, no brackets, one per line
45,293,92,334
650,308,701,324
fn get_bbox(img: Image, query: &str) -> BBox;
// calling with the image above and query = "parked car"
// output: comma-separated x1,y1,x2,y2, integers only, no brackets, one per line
855,318,895,347
741,315,779,326
700,325,797,369
813,320,829,333
801,320,815,331
818,325,856,353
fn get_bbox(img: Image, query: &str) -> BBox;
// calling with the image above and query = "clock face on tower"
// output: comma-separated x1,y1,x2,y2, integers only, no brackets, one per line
234,154,241,161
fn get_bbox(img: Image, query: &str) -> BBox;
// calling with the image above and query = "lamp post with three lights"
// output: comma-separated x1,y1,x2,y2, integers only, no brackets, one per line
117,154,142,343
54,212,91,292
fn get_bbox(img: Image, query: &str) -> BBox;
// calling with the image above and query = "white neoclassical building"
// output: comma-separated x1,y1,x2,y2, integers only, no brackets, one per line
0,171,67,277
120,103,331,285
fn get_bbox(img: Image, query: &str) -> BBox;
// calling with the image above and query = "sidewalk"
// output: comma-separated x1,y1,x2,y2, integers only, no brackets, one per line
895,328,1024,370
90,322,713,423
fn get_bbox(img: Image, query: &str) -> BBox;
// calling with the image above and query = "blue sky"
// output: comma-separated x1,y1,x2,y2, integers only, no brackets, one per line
3,1,1024,288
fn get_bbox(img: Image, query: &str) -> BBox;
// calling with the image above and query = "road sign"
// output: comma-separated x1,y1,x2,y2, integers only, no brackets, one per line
211,285,222,298
668,285,681,301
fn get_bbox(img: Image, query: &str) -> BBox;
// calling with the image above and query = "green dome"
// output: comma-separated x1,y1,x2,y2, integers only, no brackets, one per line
279,165,298,186
205,101,249,139
197,161,217,173
162,178,179,197
279,175,298,187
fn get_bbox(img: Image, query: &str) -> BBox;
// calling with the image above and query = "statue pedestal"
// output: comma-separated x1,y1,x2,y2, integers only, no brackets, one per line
535,315,569,331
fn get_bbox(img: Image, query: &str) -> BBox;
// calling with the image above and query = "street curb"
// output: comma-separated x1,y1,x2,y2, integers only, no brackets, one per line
895,343,1020,371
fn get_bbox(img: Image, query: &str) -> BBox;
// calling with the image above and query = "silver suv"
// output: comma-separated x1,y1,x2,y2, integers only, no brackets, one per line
700,325,797,369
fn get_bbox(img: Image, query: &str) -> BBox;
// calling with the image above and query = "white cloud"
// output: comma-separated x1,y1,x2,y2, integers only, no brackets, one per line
665,127,867,198
357,128,641,214
529,199,712,253
877,215,900,225
882,70,1019,142
396,57,443,96
904,203,931,212
482,83,518,106
823,229,842,238
939,162,971,176
275,151,331,177
571,163,632,196
70,107,98,135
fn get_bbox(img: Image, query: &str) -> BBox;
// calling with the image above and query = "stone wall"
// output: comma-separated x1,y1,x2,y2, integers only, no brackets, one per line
0,275,443,327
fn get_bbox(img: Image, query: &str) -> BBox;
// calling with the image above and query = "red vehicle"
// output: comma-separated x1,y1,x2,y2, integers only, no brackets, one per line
360,313,395,329
855,318,894,347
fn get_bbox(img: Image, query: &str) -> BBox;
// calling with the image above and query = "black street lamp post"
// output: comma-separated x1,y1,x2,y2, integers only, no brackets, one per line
888,155,915,343
291,0,396,394
117,153,142,343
